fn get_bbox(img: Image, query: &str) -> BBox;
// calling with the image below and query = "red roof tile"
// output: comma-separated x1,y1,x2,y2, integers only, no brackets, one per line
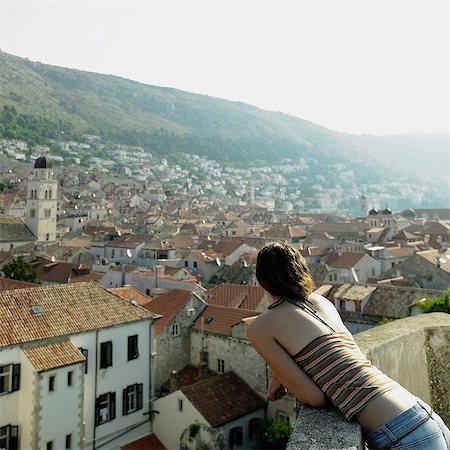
109,287,153,307
328,252,365,269
24,340,85,372
207,284,265,310
0,282,157,347
121,434,167,450
143,289,193,335
0,277,40,291
182,372,265,427
192,305,257,336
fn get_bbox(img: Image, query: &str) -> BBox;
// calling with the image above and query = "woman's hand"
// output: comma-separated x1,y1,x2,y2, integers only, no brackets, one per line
267,377,287,402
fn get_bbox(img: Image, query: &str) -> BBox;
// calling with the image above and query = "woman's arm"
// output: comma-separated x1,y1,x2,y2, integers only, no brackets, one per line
248,322,327,408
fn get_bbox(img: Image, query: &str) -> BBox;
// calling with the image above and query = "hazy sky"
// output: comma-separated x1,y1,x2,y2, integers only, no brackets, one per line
0,0,448,135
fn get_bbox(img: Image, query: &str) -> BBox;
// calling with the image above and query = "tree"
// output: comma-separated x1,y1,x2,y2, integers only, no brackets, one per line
3,256,41,284
417,290,450,314
254,419,292,450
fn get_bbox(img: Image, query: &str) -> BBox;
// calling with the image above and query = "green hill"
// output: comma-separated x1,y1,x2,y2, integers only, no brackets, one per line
0,51,447,181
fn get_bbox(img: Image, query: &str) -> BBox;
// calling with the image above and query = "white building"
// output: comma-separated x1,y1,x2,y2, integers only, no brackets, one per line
0,282,159,450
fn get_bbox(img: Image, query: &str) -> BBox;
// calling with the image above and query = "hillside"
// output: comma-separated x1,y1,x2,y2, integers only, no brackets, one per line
0,51,447,181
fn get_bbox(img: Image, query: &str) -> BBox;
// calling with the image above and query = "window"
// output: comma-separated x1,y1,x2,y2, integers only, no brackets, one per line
49,189,52,199
0,364,20,394
193,261,198,269
248,418,262,441
184,260,188,268
127,335,139,361
49,375,55,392
79,348,88,374
67,371,73,387
46,233,50,241
0,425,19,450
122,383,143,415
171,324,179,337
95,392,116,425
46,441,53,450
178,398,183,412
111,249,115,258
217,358,225,374
45,209,51,218
276,411,291,423
100,341,113,369
65,434,72,450
30,209,36,218
339,300,346,311
145,289,150,295
229,427,243,448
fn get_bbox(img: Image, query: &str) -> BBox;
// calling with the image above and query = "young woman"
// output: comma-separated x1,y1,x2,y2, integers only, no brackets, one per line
247,242,450,449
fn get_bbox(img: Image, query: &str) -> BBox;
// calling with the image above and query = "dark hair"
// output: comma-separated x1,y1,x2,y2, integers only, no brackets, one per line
256,242,315,300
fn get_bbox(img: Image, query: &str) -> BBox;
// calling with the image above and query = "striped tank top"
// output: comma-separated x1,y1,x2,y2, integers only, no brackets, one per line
293,332,399,420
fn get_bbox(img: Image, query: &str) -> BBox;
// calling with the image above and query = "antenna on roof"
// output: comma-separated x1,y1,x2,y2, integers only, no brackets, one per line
216,257,222,267
51,256,56,263
126,249,132,258
243,260,248,268
117,230,121,236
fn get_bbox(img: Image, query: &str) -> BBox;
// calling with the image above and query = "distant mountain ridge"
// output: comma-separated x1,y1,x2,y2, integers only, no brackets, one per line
0,50,447,178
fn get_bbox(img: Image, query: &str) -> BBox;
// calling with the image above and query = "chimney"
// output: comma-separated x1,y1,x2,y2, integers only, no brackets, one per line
154,265,165,288
169,370,178,393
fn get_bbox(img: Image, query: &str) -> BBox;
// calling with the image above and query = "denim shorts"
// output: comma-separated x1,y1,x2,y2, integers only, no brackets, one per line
364,399,450,449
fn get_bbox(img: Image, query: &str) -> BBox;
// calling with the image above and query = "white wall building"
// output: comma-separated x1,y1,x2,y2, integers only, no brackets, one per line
0,282,159,450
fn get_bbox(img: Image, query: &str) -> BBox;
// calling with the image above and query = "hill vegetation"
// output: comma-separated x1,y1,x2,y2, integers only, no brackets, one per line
0,51,447,180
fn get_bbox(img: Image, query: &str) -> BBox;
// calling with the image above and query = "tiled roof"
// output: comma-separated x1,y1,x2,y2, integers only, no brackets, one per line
386,247,413,258
328,252,365,269
109,287,153,306
24,340,85,372
190,249,222,264
417,249,450,274
31,258,102,284
363,285,444,319
182,371,265,427
313,284,334,297
334,283,376,301
160,365,216,393
0,216,36,242
206,284,265,310
0,282,157,348
143,289,193,335
121,434,167,450
0,251,11,264
192,305,257,336
0,277,40,291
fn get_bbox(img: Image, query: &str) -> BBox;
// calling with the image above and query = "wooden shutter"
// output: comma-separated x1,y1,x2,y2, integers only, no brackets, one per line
95,397,100,426
137,383,143,410
110,392,116,420
12,364,20,392
123,388,128,415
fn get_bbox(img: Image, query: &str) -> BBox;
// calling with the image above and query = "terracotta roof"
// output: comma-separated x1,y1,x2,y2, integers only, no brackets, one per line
182,371,265,427
190,249,222,264
160,365,216,393
363,285,444,319
328,252,366,269
31,258,102,284
314,284,334,297
0,251,11,264
192,305,257,336
0,277,40,291
0,282,157,348
385,247,413,258
109,287,153,306
121,434,167,450
206,284,265,310
143,289,193,335
24,340,85,372
198,240,244,256
416,249,450,273
0,216,36,242
334,283,376,301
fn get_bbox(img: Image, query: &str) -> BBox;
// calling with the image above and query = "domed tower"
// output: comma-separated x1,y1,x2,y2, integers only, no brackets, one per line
380,206,393,228
368,207,379,228
246,180,255,207
26,156,57,242
359,195,368,218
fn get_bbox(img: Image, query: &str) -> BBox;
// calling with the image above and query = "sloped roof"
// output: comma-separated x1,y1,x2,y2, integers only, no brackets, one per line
328,252,366,269
182,371,265,427
143,289,193,335
109,287,153,306
31,258,102,284
416,249,450,273
0,277,40,291
0,282,157,348
192,305,257,336
0,216,36,242
24,340,85,372
363,285,444,319
334,283,376,301
207,284,265,310
160,365,216,393
121,434,167,450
